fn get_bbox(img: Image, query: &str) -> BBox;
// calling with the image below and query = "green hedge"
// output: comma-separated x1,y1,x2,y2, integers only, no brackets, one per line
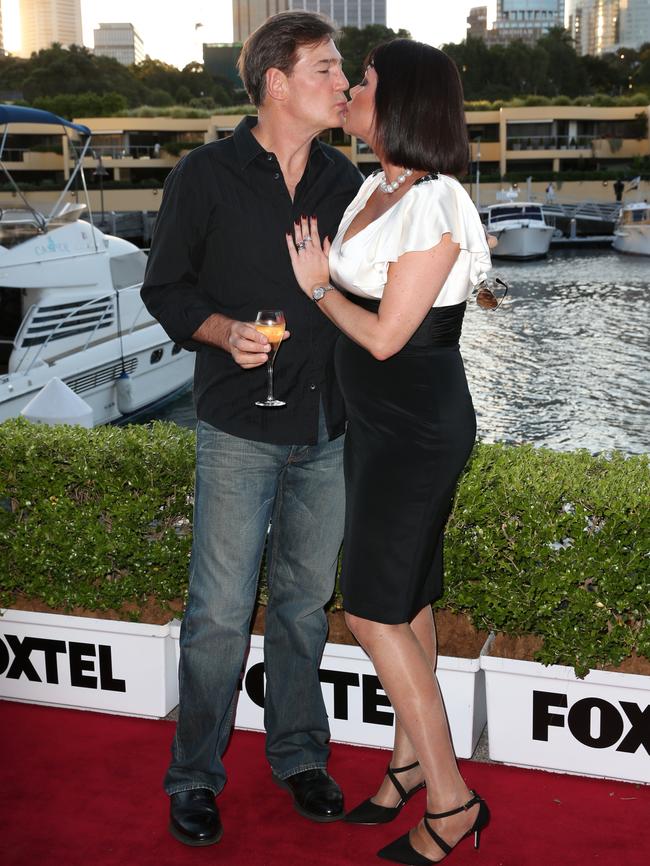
0,419,647,674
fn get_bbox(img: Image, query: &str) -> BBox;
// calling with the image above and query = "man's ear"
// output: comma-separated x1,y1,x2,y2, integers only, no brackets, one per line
265,67,288,102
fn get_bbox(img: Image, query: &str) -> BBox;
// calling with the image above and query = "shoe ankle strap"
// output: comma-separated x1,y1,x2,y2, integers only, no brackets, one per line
425,791,480,820
386,760,419,801
387,760,420,775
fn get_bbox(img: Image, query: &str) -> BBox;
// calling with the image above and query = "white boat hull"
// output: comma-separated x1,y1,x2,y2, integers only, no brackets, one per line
612,226,650,256
0,326,194,425
491,225,554,259
0,108,195,427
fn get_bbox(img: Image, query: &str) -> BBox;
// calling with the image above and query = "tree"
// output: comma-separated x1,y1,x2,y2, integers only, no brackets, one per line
19,44,145,106
535,28,587,97
337,25,411,89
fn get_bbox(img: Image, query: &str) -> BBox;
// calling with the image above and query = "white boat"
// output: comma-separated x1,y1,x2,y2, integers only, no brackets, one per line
612,202,650,256
486,202,554,260
0,105,194,426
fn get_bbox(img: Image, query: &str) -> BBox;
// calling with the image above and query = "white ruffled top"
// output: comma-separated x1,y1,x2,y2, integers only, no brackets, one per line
329,172,491,307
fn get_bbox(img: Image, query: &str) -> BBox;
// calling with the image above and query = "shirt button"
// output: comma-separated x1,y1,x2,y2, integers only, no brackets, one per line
273,171,280,179
266,153,274,161
309,384,316,391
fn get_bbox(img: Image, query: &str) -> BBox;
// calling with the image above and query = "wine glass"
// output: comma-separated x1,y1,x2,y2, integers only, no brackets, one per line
254,310,286,408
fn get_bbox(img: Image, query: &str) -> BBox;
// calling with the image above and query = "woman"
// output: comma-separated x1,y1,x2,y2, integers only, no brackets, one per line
286,40,492,865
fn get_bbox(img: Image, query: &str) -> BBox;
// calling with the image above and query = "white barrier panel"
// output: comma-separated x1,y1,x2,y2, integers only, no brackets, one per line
482,655,650,784
0,610,488,757
226,634,491,759
0,609,178,718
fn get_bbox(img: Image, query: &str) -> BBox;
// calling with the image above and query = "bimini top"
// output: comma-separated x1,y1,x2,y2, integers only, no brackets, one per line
0,104,91,137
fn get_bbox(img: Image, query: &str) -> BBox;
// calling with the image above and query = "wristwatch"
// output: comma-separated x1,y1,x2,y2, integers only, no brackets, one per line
312,284,335,302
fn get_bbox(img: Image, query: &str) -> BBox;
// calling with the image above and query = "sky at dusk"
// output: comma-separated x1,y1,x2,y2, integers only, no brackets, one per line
2,1,499,68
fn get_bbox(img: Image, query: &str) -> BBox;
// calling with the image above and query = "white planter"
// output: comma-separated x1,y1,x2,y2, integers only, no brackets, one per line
0,609,178,718
171,632,492,759
482,654,650,784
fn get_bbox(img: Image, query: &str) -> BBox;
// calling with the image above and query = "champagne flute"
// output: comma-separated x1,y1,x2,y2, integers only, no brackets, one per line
254,310,286,407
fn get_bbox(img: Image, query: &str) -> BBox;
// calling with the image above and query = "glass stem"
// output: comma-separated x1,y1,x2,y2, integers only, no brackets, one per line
266,360,274,401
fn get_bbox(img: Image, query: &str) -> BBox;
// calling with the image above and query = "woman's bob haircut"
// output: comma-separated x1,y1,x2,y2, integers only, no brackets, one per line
367,39,469,177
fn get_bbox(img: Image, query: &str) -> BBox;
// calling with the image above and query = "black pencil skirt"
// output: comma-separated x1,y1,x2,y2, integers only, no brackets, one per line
334,300,476,624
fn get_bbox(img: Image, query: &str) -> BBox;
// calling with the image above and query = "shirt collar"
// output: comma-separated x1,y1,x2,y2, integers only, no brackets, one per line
233,115,333,170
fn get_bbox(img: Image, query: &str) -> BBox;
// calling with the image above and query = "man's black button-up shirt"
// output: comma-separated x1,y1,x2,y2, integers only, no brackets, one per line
141,116,362,445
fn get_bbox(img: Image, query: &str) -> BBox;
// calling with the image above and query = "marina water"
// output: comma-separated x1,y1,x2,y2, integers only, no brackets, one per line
140,249,649,456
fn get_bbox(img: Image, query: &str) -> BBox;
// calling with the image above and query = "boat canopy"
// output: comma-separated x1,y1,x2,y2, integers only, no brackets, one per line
489,205,545,224
0,104,90,137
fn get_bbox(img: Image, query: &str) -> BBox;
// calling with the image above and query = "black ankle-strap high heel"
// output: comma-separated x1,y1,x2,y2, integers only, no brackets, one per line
344,760,425,825
377,791,490,864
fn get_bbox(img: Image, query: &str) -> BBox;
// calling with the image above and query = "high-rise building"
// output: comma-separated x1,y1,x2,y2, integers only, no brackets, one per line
232,1,387,42
232,1,289,42
288,1,387,28
567,1,620,55
486,1,565,46
568,1,650,55
94,23,144,66
619,0,650,50
19,0,83,57
0,4,4,56
467,6,489,40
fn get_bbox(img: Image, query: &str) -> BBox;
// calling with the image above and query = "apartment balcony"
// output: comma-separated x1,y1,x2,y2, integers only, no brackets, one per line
0,148,64,171
591,137,650,159
469,141,500,162
506,134,649,160
87,144,177,166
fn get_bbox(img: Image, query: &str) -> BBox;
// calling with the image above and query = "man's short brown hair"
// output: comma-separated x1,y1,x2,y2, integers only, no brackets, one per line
237,11,336,107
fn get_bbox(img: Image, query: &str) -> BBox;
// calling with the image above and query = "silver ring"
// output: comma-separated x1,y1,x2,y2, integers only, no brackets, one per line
296,240,306,251
303,236,312,243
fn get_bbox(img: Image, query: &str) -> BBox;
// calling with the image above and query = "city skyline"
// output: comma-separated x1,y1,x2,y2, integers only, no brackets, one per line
2,0,498,67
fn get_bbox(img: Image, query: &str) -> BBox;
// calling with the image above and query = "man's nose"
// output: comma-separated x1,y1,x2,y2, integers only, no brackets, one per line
336,68,350,91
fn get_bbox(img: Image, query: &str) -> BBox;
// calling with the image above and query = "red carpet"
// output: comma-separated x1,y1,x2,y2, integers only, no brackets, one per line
1,701,648,866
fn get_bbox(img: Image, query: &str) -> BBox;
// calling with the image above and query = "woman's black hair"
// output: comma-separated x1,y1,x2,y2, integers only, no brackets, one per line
366,39,469,177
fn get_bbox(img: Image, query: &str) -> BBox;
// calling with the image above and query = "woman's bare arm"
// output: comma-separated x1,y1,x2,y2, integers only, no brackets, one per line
286,215,460,361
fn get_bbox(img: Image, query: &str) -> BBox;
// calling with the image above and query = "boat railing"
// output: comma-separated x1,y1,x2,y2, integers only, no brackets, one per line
14,293,116,375
541,200,622,222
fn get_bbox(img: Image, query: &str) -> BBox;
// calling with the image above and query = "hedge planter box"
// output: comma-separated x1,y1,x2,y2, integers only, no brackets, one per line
0,609,178,718
482,654,650,784
170,628,493,759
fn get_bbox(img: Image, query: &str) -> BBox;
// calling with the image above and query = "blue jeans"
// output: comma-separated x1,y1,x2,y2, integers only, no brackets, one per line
164,416,345,796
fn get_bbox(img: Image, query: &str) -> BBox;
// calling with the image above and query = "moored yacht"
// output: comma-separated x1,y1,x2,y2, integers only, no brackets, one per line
612,202,650,256
0,105,194,426
485,201,555,260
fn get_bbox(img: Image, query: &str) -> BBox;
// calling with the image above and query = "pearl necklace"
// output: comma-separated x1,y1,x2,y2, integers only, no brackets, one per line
379,168,413,194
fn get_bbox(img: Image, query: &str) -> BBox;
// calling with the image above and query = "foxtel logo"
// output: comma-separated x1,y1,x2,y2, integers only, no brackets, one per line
0,634,126,692
532,690,649,754
239,663,394,726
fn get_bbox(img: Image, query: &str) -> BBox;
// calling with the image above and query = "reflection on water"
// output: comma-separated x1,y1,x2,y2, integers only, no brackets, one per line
144,250,650,455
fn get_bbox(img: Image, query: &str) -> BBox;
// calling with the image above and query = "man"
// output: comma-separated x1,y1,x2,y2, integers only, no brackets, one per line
140,11,362,848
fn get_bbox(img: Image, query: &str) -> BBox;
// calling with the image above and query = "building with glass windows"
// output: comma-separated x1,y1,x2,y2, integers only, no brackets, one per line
94,23,144,67
19,0,83,56
232,1,289,42
467,7,489,40
288,1,387,28
568,0,650,54
486,1,565,46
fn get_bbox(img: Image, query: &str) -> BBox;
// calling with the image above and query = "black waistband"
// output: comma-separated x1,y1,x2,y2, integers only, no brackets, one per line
346,294,466,347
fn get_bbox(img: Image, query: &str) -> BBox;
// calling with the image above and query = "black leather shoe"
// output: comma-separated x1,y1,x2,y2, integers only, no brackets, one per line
273,768,344,822
169,788,223,846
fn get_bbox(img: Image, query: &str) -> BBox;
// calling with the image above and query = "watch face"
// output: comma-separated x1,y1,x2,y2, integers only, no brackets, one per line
313,287,325,300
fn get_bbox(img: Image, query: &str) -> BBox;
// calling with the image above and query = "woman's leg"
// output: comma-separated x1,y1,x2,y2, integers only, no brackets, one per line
346,606,480,860
370,605,436,807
